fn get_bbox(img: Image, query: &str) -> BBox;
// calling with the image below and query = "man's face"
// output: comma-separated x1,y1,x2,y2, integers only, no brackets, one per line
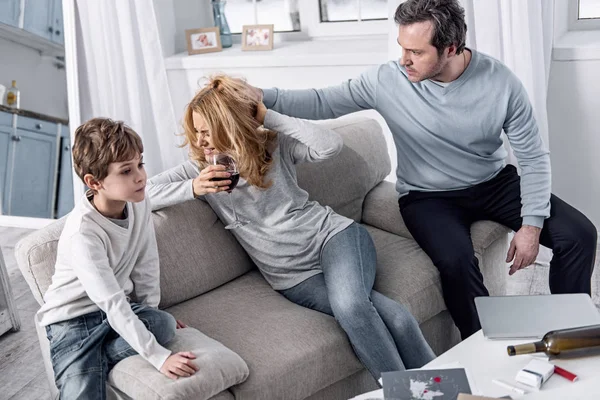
99,155,147,203
397,21,448,82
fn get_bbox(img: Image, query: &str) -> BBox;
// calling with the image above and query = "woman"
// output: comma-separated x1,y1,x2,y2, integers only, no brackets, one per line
146,75,435,381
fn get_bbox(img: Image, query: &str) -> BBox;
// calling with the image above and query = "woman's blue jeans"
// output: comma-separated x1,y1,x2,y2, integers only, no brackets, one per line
280,222,435,380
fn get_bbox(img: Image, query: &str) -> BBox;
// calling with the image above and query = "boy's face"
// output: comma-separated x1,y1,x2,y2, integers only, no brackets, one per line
97,154,147,203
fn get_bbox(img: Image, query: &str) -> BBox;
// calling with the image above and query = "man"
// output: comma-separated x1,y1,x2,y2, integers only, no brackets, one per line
249,0,597,339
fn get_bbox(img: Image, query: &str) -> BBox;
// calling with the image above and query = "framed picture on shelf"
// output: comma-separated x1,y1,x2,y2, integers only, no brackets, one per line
186,27,222,55
241,24,274,51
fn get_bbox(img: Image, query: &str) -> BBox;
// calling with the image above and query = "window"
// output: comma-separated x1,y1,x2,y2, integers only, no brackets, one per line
319,0,387,23
578,0,600,19
225,0,301,34
224,0,388,37
569,0,600,30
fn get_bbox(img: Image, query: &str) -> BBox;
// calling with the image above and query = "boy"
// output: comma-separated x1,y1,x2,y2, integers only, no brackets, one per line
37,118,198,399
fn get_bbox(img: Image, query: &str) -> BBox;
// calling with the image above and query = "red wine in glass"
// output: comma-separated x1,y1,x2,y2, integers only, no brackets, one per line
211,172,240,193
206,153,248,229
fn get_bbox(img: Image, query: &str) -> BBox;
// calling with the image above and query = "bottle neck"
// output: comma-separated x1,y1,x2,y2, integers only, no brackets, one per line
507,341,546,356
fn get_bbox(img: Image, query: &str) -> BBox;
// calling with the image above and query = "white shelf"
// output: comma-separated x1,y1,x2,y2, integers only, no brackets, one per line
554,30,600,61
165,36,388,70
0,22,64,57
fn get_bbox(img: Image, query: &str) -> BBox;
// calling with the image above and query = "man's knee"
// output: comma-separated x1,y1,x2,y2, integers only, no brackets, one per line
557,216,597,259
435,248,478,278
578,218,597,255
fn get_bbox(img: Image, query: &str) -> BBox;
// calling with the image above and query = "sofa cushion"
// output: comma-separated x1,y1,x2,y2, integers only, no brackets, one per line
166,271,367,400
108,327,249,400
365,225,446,324
152,199,255,308
297,118,390,222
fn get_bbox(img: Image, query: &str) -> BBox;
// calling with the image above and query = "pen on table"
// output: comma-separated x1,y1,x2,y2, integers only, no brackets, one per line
554,365,578,382
492,379,527,395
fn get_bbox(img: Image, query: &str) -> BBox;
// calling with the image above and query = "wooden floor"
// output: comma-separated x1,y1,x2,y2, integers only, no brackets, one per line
0,226,599,400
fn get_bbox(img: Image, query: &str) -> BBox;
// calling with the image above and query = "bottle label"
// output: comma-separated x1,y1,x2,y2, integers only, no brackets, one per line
7,92,15,105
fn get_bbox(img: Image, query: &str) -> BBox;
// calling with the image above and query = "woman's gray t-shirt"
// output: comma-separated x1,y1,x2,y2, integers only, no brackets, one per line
146,110,353,290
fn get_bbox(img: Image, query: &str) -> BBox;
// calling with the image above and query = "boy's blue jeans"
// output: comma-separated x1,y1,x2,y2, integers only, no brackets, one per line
280,222,435,380
46,302,176,400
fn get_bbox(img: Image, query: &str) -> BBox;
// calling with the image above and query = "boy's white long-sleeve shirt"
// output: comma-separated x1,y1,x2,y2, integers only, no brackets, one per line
37,193,171,370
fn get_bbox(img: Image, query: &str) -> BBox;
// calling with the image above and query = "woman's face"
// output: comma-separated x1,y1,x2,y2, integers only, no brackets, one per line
193,112,217,156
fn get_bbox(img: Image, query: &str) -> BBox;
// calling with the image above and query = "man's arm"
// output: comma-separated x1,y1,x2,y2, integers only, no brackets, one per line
503,77,551,229
503,75,551,273
261,65,380,120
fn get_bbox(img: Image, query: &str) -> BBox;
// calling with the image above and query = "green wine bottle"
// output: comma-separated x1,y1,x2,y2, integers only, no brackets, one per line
507,324,600,358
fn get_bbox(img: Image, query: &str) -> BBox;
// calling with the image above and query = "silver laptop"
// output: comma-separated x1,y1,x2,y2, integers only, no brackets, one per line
475,294,600,339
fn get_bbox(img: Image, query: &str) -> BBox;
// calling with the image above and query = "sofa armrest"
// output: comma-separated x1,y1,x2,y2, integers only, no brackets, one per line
362,181,511,255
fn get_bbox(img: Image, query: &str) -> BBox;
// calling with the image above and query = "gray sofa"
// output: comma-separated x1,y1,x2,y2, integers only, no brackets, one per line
15,117,510,400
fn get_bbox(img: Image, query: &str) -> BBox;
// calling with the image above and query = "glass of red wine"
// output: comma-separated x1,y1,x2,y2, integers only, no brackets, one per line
206,153,247,229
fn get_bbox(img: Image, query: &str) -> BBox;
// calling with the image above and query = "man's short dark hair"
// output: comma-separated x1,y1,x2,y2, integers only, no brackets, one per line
394,0,467,56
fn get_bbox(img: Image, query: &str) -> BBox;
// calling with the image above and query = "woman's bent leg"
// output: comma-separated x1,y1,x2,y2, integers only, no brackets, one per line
370,290,435,369
321,223,405,380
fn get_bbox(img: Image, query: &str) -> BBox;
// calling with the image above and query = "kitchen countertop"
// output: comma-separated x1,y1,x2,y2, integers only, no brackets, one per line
0,104,68,125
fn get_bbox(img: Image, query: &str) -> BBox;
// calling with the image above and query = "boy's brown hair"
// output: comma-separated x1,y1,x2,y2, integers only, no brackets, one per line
72,118,144,181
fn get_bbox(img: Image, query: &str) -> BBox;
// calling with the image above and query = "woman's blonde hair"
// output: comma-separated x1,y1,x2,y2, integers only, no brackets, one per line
182,75,277,189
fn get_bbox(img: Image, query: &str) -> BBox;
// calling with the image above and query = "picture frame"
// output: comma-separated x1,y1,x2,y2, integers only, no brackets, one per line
186,27,222,55
241,24,274,51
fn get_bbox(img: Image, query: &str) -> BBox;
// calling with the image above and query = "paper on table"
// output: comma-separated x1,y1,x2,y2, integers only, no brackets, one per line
348,362,480,400
422,361,482,395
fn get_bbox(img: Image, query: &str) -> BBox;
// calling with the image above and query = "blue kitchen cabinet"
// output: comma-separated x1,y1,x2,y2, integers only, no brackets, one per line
6,127,58,218
0,0,20,27
56,125,73,217
23,0,54,41
0,127,11,215
50,0,63,44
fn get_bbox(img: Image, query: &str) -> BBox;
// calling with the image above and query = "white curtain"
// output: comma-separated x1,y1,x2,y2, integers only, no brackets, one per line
461,0,554,165
74,0,187,177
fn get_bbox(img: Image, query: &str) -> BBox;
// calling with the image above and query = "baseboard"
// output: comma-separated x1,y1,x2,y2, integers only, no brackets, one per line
0,215,55,230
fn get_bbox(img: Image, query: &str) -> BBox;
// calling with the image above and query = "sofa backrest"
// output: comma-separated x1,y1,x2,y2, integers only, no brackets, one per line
15,117,390,307
296,117,390,221
151,199,255,308
14,202,255,309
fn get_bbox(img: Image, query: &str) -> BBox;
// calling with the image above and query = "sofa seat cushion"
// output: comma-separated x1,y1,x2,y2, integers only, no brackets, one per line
108,327,249,400
365,225,446,324
166,271,367,400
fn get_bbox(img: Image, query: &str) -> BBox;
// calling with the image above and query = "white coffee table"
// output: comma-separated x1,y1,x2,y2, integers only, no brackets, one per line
351,330,600,399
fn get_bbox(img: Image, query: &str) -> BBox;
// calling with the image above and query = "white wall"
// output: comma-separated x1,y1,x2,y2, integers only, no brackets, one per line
0,37,68,120
547,59,600,228
153,0,213,57
153,0,176,58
